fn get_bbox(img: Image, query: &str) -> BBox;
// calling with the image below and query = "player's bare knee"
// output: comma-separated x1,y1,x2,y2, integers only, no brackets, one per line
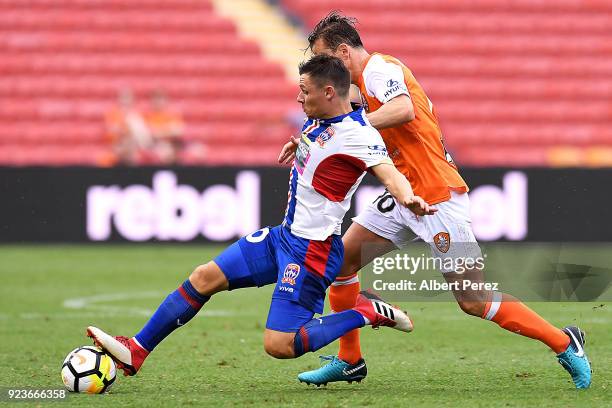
189,264,208,289
264,344,292,359
189,262,227,295
263,339,294,359
457,300,486,317
263,330,295,359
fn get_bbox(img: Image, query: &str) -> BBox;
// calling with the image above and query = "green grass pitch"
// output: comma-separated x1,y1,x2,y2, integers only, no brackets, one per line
0,245,610,407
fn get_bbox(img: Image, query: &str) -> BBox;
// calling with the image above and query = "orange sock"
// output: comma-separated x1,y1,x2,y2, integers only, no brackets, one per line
482,292,570,354
329,274,362,364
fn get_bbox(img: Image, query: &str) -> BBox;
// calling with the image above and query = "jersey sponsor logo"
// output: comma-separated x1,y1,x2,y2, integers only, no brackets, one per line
368,145,389,157
281,263,300,285
386,79,399,88
295,137,312,175
433,232,451,253
384,78,404,100
315,127,335,148
368,145,387,151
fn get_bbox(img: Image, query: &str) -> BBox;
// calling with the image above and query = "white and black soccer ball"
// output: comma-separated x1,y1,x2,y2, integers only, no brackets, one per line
61,346,116,394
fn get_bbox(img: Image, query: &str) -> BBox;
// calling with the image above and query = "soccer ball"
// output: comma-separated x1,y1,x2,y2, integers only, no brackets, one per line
61,346,116,394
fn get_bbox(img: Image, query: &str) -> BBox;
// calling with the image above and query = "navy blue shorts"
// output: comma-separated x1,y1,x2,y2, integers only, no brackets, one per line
214,225,343,332
265,298,314,332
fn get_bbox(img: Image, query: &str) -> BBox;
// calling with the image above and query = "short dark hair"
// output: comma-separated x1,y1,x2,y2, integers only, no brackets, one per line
307,11,363,52
298,54,350,97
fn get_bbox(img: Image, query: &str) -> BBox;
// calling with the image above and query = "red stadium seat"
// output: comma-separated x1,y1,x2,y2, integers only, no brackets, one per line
280,0,612,167
2,0,611,166
0,0,297,165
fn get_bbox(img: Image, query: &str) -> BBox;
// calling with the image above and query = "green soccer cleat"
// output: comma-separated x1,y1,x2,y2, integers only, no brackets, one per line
557,326,591,389
298,355,367,386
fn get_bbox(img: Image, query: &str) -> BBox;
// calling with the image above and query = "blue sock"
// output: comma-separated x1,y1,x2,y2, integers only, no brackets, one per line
293,310,365,357
134,279,210,352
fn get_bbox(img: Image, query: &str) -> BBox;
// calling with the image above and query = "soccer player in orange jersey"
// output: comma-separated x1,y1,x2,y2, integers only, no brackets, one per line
279,12,590,389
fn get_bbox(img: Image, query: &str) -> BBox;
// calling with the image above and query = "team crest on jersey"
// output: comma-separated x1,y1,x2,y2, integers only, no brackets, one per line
281,263,300,285
316,127,335,148
433,232,450,253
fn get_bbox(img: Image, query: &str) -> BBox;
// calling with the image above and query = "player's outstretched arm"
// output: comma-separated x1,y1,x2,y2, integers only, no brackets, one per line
370,163,436,216
278,136,300,164
366,95,415,130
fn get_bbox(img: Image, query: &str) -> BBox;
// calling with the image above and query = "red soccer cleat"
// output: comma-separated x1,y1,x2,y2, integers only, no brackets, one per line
86,326,149,376
353,290,414,332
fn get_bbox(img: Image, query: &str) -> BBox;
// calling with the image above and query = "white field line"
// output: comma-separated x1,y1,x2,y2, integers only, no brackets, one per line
1,292,241,320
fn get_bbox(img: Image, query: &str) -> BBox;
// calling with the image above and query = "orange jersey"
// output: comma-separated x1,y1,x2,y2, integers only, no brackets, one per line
355,53,468,204
145,110,184,140
104,107,128,143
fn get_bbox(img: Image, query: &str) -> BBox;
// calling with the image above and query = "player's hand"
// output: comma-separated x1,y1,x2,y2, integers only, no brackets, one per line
402,195,437,216
278,136,300,164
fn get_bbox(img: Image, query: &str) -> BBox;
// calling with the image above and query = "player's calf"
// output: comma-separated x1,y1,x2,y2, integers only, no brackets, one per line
87,265,226,375
292,291,412,358
456,299,486,317
445,269,489,317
